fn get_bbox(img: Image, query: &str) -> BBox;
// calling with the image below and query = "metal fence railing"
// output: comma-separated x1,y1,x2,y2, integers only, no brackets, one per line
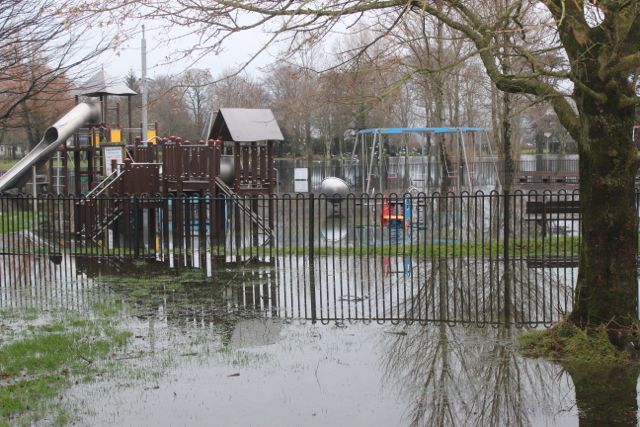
0,190,587,261
0,190,593,325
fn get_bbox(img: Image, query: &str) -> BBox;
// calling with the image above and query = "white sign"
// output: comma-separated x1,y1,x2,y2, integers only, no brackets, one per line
103,146,124,175
294,167,309,193
294,168,308,180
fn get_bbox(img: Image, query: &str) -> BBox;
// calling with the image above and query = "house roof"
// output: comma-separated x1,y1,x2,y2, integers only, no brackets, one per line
209,108,284,142
76,69,137,97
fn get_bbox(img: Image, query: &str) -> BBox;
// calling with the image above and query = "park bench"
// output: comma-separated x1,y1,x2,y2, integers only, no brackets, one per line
525,198,580,236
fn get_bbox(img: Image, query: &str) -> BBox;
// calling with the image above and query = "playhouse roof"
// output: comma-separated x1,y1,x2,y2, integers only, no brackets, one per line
77,69,138,97
209,108,284,142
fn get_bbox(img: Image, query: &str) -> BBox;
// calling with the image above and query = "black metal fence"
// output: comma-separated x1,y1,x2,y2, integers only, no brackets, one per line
0,190,595,325
1,190,586,261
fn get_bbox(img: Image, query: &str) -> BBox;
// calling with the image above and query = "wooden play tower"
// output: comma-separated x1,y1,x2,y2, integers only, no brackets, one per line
74,108,283,254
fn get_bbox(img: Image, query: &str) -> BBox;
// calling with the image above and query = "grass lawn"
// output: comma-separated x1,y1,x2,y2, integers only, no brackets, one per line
0,160,18,171
0,309,132,426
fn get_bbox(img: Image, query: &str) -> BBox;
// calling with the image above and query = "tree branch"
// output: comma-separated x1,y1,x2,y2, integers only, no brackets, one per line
415,1,580,138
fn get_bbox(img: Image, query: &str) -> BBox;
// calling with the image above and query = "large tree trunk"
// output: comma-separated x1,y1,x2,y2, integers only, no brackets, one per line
570,104,638,328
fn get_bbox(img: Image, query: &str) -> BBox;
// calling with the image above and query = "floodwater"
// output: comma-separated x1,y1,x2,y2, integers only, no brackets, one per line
70,322,578,427
0,254,637,426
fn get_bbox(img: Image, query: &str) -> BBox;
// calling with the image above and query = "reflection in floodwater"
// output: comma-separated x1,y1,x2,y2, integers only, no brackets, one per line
4,254,638,426
0,254,100,311
382,323,640,426
382,325,575,426
285,255,574,326
564,362,639,426
1,254,574,326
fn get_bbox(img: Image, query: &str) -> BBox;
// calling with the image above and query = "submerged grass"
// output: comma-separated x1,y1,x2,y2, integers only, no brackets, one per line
518,321,628,365
0,311,132,426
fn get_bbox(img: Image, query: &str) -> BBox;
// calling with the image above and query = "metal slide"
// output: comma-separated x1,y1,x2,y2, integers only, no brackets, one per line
0,102,101,192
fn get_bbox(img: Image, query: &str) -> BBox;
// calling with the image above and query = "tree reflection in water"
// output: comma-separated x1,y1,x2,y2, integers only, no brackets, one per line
381,257,639,425
381,321,599,426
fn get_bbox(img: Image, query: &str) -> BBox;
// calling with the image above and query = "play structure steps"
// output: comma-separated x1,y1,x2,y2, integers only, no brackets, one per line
85,168,123,198
76,199,124,242
214,177,273,245
75,168,125,241
78,169,126,242
83,206,123,242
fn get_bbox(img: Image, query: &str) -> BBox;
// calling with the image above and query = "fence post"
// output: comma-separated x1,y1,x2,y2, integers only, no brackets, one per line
503,189,511,324
308,193,317,323
133,195,140,259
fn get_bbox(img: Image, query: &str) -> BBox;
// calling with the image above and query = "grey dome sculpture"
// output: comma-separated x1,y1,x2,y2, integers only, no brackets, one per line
320,177,349,203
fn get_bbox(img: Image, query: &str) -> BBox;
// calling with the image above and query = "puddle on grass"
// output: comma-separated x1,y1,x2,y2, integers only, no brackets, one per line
1,255,638,426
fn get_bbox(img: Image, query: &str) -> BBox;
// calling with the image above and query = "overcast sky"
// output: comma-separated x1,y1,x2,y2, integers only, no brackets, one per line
98,20,276,82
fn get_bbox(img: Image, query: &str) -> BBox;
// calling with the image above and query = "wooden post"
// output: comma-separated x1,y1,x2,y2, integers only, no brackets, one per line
259,145,266,186
233,142,241,191
211,139,223,244
87,132,95,191
210,139,219,192
267,141,274,192
242,145,250,187
127,97,133,144
184,195,191,265
198,192,206,266
251,143,258,186
123,160,133,246
267,141,275,248
176,138,184,195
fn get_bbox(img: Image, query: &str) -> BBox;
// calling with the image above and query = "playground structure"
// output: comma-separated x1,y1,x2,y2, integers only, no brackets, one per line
0,80,283,256
313,126,497,237
74,107,281,250
0,68,596,254
351,127,499,194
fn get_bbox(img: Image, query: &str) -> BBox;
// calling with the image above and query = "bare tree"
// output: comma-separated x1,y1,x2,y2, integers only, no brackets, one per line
11,60,75,149
264,62,320,156
211,70,270,109
182,69,214,137
148,75,196,140
0,0,113,132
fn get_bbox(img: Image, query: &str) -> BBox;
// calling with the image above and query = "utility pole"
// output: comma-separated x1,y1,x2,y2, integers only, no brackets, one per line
141,25,148,146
